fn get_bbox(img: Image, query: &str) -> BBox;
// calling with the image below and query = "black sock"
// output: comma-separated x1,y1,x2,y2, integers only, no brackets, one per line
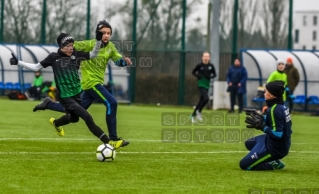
54,115,70,127
99,133,110,144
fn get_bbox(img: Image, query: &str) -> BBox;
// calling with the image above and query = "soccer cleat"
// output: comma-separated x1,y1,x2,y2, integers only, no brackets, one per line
190,115,196,123
33,97,52,112
49,118,64,137
269,160,285,170
196,110,203,122
108,139,125,149
112,137,130,147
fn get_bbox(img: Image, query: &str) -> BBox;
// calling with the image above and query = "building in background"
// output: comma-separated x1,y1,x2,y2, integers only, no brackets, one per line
294,10,319,50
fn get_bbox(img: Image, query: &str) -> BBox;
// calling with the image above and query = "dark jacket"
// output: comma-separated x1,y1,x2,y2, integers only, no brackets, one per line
264,103,292,158
284,64,300,92
226,65,247,94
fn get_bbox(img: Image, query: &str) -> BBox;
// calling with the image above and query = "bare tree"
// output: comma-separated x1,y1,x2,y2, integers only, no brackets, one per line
4,0,40,44
43,0,89,44
261,0,288,48
237,0,259,48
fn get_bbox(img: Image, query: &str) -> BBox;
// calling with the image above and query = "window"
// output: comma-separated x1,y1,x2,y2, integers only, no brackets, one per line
314,16,318,26
295,29,299,43
303,45,306,50
313,46,317,50
303,16,307,26
313,31,317,41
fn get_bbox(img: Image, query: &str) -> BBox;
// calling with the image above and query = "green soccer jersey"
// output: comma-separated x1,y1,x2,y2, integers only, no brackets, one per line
40,50,90,98
33,75,43,87
74,39,122,90
267,70,288,101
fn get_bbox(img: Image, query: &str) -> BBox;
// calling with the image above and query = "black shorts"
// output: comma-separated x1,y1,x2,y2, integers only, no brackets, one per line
59,93,82,113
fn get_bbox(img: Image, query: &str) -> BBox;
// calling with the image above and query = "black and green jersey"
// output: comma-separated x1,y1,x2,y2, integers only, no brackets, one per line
40,49,90,98
192,63,217,89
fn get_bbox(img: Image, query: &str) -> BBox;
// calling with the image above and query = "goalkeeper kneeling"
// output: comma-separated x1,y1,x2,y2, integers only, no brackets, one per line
240,80,292,170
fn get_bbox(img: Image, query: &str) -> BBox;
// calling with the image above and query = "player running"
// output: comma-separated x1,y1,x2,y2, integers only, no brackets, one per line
9,31,124,149
190,52,216,123
32,20,131,147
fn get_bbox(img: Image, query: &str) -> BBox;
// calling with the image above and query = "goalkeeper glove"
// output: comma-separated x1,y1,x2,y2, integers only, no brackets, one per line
245,113,266,130
10,53,18,65
243,108,264,121
96,30,103,41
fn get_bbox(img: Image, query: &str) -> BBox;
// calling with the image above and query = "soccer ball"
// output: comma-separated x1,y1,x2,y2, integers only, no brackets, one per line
96,144,116,162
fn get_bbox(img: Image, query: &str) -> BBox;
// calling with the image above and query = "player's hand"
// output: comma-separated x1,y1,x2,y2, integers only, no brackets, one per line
245,113,265,130
243,108,264,120
10,53,18,65
229,82,232,86
96,30,103,41
124,57,132,66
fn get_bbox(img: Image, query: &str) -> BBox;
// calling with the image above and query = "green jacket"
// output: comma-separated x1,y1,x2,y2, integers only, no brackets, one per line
284,65,300,92
267,70,287,101
33,76,43,87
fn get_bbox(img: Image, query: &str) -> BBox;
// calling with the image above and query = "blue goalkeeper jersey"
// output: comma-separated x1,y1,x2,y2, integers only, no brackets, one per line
264,104,292,157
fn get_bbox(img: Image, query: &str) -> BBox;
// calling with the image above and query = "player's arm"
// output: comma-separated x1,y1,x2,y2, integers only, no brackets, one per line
10,53,44,71
110,44,130,67
74,40,95,52
192,64,200,79
263,107,285,139
76,31,103,60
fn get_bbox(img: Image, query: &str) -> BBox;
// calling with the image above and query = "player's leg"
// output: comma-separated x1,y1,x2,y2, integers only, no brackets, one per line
33,97,65,113
239,135,283,170
83,84,118,139
80,90,95,110
197,88,209,113
84,84,129,146
244,134,267,151
192,89,203,116
48,97,82,136
71,105,124,149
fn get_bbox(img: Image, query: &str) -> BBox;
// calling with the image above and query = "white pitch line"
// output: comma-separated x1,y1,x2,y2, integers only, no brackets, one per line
0,138,318,145
0,151,318,155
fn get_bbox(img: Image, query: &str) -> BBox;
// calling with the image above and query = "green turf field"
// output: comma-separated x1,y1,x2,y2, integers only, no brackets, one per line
0,99,318,194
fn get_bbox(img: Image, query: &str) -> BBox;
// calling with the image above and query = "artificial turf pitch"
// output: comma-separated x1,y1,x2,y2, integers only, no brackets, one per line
0,99,318,193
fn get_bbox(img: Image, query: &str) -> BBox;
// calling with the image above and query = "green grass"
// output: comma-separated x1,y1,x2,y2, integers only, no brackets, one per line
0,99,318,194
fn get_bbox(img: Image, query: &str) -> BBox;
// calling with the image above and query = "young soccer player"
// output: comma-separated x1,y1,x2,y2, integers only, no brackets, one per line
190,52,216,123
32,20,131,147
240,80,292,170
267,59,289,101
9,32,124,149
